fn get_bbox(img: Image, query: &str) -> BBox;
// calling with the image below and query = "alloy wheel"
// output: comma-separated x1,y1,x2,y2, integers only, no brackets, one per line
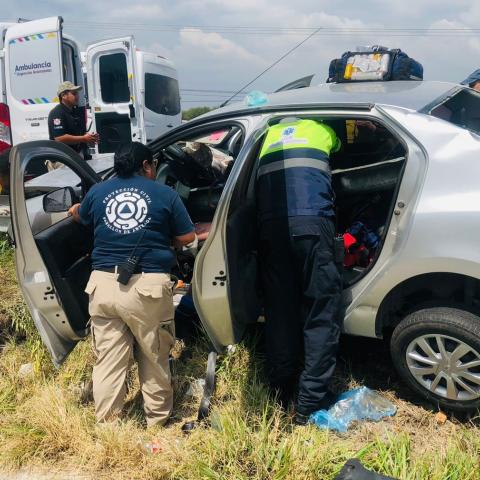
406,334,480,401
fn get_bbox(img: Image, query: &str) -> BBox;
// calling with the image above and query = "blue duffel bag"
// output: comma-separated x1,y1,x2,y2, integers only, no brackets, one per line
390,49,423,80
327,47,423,83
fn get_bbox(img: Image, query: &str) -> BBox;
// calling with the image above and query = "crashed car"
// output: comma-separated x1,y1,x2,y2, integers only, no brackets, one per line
9,80,480,412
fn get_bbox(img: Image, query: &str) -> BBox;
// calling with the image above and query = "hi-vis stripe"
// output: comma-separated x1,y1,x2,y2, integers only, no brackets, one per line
257,158,330,178
21,97,59,105
9,32,57,44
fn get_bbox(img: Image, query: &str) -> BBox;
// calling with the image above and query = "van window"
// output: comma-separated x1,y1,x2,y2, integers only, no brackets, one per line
99,53,130,103
429,88,480,135
62,43,77,85
145,73,180,116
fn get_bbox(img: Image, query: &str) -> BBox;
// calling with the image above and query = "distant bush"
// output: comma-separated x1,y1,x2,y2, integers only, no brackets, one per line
182,106,213,121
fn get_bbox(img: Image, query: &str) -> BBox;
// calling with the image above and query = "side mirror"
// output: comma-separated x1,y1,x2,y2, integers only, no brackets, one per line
43,186,78,213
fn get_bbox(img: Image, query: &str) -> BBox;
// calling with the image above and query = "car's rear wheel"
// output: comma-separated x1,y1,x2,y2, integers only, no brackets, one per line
391,307,480,412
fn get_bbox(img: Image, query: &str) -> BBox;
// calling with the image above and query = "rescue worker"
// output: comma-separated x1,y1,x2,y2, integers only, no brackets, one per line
461,69,480,92
48,81,99,158
69,142,195,426
257,118,343,425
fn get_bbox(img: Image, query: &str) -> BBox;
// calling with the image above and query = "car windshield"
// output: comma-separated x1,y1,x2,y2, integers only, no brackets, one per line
426,87,480,136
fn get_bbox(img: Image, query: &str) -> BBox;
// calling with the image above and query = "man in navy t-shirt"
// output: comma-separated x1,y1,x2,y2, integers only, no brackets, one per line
69,142,194,427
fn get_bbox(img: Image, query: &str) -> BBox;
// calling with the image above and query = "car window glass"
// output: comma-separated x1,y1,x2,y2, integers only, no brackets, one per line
99,53,130,103
62,42,77,85
24,158,82,235
144,73,180,116
430,89,480,135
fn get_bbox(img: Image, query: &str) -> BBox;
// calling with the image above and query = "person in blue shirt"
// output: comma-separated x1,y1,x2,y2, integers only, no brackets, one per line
69,142,195,426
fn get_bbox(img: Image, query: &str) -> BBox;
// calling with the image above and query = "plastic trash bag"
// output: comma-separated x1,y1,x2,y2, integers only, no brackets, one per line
244,90,268,107
310,387,396,432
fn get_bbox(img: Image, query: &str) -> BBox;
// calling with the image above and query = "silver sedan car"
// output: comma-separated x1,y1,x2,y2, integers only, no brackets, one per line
9,80,480,412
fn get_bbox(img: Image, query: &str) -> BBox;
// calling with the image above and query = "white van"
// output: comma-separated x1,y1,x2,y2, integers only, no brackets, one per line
0,16,181,156
0,17,181,230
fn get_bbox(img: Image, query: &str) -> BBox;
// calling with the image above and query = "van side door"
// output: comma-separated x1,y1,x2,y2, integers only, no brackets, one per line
86,37,145,154
140,53,181,142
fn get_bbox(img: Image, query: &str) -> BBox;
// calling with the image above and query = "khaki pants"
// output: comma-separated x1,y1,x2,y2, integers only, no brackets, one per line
85,270,175,426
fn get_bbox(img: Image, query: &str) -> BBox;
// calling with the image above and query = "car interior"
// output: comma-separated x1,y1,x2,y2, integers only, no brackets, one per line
23,115,406,339
223,116,407,340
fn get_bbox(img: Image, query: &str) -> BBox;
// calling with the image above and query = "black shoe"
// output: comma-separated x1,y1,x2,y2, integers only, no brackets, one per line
317,390,338,411
293,412,310,426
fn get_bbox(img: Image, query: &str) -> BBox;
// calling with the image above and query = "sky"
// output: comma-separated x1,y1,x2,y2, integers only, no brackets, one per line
2,0,480,108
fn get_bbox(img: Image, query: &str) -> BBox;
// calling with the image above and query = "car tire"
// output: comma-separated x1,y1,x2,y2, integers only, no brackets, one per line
391,307,480,412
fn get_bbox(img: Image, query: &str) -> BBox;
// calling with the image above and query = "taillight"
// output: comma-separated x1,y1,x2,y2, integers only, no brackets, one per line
0,103,12,153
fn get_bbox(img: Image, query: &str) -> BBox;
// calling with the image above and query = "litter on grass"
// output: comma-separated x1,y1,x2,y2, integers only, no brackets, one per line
309,387,396,432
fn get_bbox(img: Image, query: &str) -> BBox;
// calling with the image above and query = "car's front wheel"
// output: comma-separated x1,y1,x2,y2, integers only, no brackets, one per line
391,307,480,412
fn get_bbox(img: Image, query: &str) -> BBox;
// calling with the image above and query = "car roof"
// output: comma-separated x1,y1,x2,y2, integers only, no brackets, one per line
200,81,463,119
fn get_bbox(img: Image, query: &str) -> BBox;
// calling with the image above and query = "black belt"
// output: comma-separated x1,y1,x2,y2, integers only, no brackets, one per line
96,266,144,274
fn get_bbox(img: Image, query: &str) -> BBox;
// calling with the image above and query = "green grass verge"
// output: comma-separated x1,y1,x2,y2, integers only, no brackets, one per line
0,238,479,479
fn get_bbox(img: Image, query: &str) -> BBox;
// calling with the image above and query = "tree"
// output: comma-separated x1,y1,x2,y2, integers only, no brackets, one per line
182,106,213,121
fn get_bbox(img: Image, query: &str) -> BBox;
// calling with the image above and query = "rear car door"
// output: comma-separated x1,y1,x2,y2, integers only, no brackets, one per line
10,140,100,366
86,37,145,154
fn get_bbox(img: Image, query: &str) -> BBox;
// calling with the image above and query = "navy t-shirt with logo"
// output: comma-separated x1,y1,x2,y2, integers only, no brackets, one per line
79,175,194,273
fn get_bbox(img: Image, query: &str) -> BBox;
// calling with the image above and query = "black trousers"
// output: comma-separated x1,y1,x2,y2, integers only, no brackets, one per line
259,215,343,415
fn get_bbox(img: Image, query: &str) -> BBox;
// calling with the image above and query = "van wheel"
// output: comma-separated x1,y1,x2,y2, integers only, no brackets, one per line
390,307,480,412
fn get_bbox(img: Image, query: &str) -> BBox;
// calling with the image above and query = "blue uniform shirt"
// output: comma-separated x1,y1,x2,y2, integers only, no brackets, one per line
79,175,194,273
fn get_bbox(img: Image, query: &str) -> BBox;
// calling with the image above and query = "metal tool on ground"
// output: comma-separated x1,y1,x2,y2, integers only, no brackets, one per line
181,351,217,432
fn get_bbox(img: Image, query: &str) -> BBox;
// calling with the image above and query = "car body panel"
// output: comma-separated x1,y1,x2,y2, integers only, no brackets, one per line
198,81,461,121
345,106,480,334
11,81,480,366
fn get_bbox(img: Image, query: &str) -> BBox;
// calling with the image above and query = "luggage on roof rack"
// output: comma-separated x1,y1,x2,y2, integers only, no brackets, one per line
327,46,423,83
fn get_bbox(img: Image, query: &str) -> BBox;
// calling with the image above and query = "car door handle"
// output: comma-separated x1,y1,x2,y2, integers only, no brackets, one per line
167,124,173,128
129,104,136,118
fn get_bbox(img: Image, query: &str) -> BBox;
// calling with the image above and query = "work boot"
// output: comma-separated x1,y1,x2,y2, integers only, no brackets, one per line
293,412,310,426
317,390,338,410
294,390,338,423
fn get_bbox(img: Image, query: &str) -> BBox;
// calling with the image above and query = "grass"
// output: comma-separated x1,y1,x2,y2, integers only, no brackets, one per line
0,236,479,479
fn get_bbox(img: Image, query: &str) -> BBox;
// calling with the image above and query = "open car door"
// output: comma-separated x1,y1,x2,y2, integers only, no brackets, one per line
86,36,145,154
10,140,100,366
191,122,265,351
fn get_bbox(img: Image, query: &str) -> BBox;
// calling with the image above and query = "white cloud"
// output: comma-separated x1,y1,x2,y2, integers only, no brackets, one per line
4,0,480,105
178,28,263,63
109,4,167,20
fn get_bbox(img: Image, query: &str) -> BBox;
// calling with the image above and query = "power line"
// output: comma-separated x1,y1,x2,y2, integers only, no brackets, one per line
2,18,480,36
181,88,248,94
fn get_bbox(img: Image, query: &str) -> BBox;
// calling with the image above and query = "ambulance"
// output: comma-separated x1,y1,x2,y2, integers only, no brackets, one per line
0,16,181,155
0,16,181,230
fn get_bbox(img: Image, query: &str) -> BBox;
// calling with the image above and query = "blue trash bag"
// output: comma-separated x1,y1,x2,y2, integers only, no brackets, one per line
244,90,268,107
309,387,396,433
